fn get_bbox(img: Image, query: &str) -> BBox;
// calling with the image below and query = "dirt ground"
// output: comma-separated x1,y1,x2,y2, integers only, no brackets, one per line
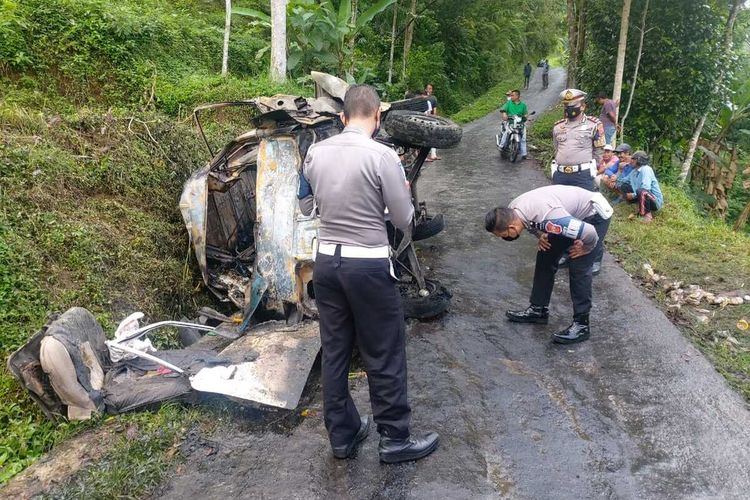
155,69,750,499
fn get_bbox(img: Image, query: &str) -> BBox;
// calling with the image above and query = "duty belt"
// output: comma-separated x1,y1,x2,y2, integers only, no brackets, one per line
554,160,595,173
317,243,390,259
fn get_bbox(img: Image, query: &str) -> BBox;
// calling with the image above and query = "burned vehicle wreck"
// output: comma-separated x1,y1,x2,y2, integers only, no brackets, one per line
180,72,462,326
7,73,462,420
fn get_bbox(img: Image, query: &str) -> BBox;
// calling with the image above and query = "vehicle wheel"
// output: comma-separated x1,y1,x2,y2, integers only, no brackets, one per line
384,111,462,149
510,140,520,163
500,147,509,160
413,213,445,241
400,279,451,320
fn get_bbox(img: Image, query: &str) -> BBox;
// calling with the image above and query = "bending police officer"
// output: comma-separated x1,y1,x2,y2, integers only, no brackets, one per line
485,185,613,344
298,85,439,463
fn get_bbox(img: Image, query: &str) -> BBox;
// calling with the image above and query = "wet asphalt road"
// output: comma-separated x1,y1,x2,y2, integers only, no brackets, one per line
159,69,750,499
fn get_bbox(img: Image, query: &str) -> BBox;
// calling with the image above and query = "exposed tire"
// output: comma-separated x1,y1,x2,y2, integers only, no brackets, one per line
384,111,462,149
400,280,451,320
510,139,520,163
413,213,444,241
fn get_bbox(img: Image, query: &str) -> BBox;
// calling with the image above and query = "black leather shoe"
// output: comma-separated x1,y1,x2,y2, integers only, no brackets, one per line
506,305,549,324
332,416,370,459
592,261,602,275
379,432,439,464
552,318,590,344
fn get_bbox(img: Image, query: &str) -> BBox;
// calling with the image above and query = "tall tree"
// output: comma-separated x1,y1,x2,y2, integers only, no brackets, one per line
270,0,287,82
222,0,231,76
402,0,417,78
679,0,743,185
612,0,632,125
388,1,399,85
619,0,650,141
567,0,588,88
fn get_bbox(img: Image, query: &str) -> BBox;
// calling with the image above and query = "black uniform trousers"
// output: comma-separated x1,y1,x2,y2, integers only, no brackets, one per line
313,249,411,447
529,214,611,317
552,169,605,265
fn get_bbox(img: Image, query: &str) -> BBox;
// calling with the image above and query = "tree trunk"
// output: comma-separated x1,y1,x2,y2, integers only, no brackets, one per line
619,0,649,142
679,0,742,185
574,0,587,66
388,2,399,85
566,0,578,88
612,0,632,126
402,0,417,78
270,0,287,83
222,0,231,76
734,200,750,231
347,0,359,75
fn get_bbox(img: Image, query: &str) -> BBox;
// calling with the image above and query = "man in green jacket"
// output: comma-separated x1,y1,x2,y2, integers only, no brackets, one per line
497,89,529,159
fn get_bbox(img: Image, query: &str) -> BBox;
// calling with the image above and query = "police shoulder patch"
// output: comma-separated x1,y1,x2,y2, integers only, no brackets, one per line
554,118,566,126
586,115,602,124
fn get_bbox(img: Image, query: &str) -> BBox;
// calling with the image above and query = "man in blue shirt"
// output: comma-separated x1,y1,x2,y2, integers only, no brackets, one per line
602,143,634,200
624,151,664,223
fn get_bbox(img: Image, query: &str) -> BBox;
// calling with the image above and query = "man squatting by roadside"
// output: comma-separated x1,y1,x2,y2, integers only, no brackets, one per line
298,85,439,463
485,185,613,344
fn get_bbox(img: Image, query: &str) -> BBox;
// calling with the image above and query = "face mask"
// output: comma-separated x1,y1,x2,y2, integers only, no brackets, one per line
564,105,581,119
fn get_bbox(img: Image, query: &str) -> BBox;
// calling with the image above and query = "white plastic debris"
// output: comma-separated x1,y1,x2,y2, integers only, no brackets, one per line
108,312,155,362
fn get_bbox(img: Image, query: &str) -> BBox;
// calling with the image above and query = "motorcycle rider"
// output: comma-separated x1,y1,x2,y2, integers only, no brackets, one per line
497,89,529,160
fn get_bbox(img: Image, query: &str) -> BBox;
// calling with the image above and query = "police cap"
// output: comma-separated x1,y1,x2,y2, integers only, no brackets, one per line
560,88,586,106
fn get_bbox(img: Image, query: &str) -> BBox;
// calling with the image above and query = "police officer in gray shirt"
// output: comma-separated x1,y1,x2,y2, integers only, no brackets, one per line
484,185,613,344
298,85,438,463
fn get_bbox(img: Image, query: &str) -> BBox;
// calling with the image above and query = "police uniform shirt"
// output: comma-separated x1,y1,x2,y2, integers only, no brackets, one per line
299,127,414,247
552,115,605,166
509,185,601,252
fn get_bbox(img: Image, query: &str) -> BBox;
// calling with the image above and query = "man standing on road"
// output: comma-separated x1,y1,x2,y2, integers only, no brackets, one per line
523,62,532,90
484,185,613,344
552,89,607,272
497,89,529,159
596,92,619,146
298,85,439,464
542,59,550,89
425,83,441,161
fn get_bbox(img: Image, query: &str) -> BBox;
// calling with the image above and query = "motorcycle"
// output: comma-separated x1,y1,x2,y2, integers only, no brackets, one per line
495,111,535,163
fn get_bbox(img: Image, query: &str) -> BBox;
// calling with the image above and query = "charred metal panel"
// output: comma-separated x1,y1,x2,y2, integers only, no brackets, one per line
180,164,211,284
254,137,305,314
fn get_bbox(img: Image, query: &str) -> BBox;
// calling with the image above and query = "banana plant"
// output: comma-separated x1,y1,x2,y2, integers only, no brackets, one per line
234,0,396,77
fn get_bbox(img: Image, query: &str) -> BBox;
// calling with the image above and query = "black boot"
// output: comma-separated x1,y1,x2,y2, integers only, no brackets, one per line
332,416,370,459
506,304,549,324
379,432,439,464
552,315,590,344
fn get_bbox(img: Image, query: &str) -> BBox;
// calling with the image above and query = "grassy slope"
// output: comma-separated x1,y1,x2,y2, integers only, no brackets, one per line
0,0,308,489
528,108,750,400
450,77,525,124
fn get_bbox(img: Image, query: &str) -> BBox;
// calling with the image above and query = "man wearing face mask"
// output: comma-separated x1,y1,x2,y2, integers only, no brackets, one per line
298,85,439,464
484,184,612,344
551,89,605,191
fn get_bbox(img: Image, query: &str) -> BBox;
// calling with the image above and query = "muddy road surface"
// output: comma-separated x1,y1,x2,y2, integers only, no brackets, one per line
158,69,750,499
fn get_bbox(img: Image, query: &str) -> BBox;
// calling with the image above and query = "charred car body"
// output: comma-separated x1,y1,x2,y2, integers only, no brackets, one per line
180,72,462,327
8,73,462,419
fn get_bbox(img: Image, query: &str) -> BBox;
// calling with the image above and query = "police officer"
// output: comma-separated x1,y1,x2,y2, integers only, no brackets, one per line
552,88,607,273
298,85,439,463
484,184,613,344
551,88,605,191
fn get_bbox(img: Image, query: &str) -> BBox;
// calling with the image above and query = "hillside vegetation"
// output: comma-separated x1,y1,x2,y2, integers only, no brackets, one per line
0,0,309,485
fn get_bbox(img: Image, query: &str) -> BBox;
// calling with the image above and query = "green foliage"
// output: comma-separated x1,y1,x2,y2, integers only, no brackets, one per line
1,0,266,109
577,0,730,169
450,76,525,124
235,0,397,77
